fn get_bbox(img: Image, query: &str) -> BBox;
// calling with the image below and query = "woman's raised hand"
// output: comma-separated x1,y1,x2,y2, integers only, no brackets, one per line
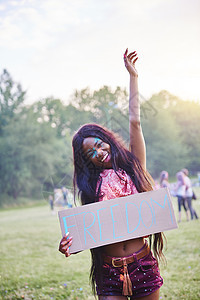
59,232,73,257
124,48,138,77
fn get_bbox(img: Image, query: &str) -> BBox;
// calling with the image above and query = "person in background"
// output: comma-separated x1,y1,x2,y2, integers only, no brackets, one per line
48,194,54,212
197,172,200,187
159,171,170,188
62,186,68,207
175,171,190,222
154,179,160,190
182,168,198,220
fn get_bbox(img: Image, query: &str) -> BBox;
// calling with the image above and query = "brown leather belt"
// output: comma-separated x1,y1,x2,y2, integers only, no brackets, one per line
103,243,150,268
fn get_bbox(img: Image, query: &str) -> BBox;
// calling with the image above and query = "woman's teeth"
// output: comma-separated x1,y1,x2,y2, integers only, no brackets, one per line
101,153,108,162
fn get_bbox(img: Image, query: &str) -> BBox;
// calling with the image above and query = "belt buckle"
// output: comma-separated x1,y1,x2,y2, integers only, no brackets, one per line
112,258,122,267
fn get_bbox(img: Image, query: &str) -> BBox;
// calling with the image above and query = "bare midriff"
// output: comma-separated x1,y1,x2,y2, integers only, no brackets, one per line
102,237,145,257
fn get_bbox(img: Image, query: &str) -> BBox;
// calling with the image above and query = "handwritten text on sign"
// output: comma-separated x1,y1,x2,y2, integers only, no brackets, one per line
58,188,177,253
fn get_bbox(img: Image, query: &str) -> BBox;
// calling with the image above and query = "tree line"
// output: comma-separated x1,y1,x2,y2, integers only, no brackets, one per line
0,69,200,205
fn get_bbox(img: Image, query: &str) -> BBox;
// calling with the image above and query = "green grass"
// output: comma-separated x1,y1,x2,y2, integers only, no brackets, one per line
0,196,47,210
0,188,200,300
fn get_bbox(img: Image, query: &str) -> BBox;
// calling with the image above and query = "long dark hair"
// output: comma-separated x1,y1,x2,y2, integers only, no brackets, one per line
72,123,165,294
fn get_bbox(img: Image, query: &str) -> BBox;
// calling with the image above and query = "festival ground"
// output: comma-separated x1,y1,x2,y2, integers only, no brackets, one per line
0,188,200,300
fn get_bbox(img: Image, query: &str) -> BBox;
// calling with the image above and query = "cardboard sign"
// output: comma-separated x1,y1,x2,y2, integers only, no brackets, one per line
58,188,177,253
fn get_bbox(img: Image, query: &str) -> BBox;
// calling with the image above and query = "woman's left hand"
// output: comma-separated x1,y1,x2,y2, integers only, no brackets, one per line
124,48,138,77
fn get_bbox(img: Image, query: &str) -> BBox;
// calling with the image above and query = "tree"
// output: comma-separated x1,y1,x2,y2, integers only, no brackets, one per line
0,111,71,201
169,99,200,172
69,86,129,138
0,69,26,134
141,92,189,178
1,69,199,203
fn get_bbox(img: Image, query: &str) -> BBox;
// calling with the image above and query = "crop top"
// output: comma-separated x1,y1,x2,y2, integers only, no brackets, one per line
96,168,138,201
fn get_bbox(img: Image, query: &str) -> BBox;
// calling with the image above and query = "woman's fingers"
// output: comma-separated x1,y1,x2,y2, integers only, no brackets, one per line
59,240,72,255
124,48,128,56
129,53,137,60
124,50,138,65
59,232,73,255
129,53,138,62
127,51,136,59
65,247,71,257
124,48,138,77
59,236,72,249
63,239,73,255
60,238,72,251
132,57,138,64
64,232,70,239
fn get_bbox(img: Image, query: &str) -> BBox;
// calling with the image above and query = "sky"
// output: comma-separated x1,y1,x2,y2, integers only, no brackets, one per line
0,0,200,104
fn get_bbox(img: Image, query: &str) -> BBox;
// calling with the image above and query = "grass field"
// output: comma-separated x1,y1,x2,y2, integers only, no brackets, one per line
0,189,200,300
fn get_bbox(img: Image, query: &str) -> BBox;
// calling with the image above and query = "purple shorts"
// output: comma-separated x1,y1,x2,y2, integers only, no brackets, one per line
96,249,163,297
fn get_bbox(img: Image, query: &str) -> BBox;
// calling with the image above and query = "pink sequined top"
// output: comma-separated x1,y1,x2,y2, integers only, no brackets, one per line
97,168,138,201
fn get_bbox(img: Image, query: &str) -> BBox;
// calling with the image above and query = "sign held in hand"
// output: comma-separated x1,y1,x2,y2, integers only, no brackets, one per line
58,188,177,253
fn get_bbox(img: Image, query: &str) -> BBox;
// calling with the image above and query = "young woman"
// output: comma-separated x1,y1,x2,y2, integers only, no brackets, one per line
181,169,198,220
159,171,170,189
59,49,164,299
175,171,189,222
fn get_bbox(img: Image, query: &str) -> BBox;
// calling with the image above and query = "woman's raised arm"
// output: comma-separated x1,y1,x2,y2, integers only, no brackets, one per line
124,48,146,170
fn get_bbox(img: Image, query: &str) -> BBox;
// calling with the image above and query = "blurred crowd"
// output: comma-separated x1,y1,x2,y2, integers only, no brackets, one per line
156,169,199,222
48,186,73,213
